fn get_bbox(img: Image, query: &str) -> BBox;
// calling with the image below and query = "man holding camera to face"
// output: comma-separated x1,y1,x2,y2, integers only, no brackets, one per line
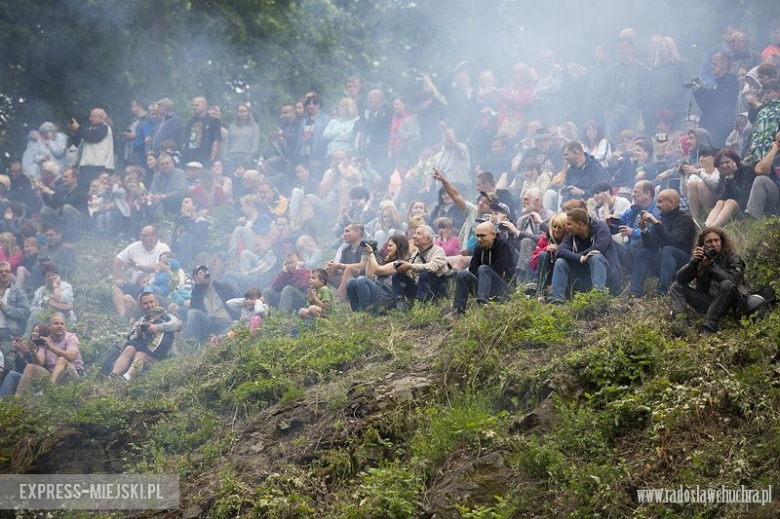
669,227,747,338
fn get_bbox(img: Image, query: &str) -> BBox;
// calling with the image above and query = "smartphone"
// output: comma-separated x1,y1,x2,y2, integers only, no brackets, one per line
606,216,622,225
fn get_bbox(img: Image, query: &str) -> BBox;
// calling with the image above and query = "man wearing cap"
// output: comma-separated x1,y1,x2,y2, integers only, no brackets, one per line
523,127,563,175
433,168,492,252
452,221,516,315
499,188,555,278
151,97,184,153
149,153,188,218
111,226,171,318
70,108,114,191
187,265,240,344
182,97,222,165
475,170,516,220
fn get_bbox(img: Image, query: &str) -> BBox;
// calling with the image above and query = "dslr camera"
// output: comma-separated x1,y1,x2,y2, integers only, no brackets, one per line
359,239,379,252
703,247,719,260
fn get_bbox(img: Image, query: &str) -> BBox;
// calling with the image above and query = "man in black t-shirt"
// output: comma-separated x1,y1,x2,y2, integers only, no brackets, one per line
181,97,222,165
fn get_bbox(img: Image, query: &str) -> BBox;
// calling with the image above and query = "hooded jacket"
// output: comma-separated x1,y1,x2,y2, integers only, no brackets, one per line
640,206,696,253
468,235,516,280
558,218,623,291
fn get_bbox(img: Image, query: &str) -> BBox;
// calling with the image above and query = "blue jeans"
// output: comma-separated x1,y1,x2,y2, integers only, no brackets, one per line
346,276,379,312
392,272,449,303
533,251,556,291
548,254,609,301
0,370,22,397
629,245,690,296
453,265,511,311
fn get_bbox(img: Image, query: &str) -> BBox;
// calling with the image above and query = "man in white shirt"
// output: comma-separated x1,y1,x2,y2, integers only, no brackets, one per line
111,225,171,318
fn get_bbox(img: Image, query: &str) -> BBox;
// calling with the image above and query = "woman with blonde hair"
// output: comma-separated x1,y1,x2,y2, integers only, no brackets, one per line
529,212,567,295
373,201,403,248
0,232,22,273
434,217,460,256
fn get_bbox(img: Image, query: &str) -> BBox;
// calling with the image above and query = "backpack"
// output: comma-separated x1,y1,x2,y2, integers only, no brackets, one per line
739,286,776,319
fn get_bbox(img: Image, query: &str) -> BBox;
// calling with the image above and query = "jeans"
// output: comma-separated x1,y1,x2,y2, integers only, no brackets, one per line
453,265,511,311
533,251,556,292
548,254,609,301
392,271,449,303
670,279,739,331
263,286,307,314
629,246,690,296
0,370,22,397
346,276,379,312
186,309,231,342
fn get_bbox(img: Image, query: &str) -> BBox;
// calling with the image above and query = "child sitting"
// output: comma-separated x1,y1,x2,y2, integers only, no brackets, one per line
143,252,181,297
298,269,334,321
226,287,269,334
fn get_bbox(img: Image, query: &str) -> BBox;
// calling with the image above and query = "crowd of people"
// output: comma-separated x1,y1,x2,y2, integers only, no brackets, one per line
0,22,779,393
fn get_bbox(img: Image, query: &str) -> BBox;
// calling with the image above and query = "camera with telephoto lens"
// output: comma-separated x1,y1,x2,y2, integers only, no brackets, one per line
703,247,718,259
682,78,700,90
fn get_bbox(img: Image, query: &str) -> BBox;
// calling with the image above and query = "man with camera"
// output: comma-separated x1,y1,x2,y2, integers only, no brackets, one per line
393,225,450,305
452,221,515,315
110,291,183,382
628,190,696,297
498,189,554,278
669,227,748,337
15,313,83,396
560,141,610,204
187,265,239,344
690,53,739,146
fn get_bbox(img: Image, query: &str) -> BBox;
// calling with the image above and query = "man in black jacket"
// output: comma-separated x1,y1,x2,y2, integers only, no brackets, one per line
187,265,240,343
669,227,747,337
629,190,696,297
452,221,515,314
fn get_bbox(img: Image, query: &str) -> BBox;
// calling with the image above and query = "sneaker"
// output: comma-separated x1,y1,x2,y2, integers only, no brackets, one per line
545,297,565,305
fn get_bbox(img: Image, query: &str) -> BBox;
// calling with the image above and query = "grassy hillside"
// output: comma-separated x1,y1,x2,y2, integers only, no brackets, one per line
2,218,780,518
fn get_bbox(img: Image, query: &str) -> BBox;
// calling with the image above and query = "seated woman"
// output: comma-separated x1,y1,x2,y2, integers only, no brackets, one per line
435,217,461,256
372,201,403,249
190,168,230,213
295,235,323,270
582,120,611,168
685,146,720,222
530,212,567,296
211,160,234,200
0,232,22,274
704,148,756,228
346,234,410,313
227,194,268,257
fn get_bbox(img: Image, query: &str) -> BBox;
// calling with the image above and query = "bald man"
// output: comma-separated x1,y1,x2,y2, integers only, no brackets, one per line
182,96,222,164
628,189,697,297
452,221,516,314
71,107,115,192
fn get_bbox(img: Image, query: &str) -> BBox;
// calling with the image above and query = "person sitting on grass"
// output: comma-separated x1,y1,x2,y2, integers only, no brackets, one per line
452,221,516,315
110,291,183,382
227,287,269,335
15,313,83,396
545,208,623,303
298,269,334,322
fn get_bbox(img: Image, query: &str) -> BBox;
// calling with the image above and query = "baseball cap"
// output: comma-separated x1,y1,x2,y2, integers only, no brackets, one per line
489,202,510,215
